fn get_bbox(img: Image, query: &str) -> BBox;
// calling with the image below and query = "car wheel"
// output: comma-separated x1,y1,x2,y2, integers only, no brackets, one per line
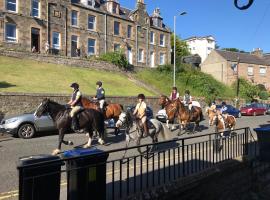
18,124,36,139
253,112,256,116
238,112,241,118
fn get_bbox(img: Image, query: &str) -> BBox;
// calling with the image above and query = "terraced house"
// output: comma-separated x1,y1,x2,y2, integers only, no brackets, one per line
0,0,171,67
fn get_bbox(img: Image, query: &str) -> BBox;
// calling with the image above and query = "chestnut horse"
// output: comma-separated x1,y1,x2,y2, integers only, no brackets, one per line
213,114,236,137
81,97,123,134
158,95,203,135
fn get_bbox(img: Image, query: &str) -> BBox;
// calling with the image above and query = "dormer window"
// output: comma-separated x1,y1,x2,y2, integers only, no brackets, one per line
88,0,95,7
112,3,117,13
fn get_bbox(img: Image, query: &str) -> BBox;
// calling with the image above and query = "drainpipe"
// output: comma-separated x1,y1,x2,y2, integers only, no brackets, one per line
136,25,139,66
104,14,107,53
65,7,68,56
47,1,50,45
143,27,149,67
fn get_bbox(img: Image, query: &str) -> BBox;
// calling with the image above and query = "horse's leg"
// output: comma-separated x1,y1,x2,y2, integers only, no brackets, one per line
52,129,65,155
166,120,170,130
84,128,93,148
122,131,130,159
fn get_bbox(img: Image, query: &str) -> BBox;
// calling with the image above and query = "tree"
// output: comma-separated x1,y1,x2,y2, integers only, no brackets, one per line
233,78,259,100
221,48,247,53
171,34,190,66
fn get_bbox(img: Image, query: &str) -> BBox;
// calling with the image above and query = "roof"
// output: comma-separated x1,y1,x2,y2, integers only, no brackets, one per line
215,50,270,66
264,54,270,64
185,35,215,41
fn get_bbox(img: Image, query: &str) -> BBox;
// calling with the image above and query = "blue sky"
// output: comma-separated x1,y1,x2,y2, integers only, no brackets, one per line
120,0,270,53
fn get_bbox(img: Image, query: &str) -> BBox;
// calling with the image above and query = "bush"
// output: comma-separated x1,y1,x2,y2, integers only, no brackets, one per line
99,50,129,70
259,91,269,100
232,78,259,101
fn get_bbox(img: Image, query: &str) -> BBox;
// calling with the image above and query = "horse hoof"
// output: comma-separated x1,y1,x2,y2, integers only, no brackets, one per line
83,144,91,148
68,141,73,146
52,149,61,155
98,139,105,145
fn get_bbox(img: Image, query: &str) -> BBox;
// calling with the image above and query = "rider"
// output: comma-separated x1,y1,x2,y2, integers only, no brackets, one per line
133,93,149,137
94,81,106,112
169,86,180,101
183,90,193,113
210,101,217,111
67,82,83,132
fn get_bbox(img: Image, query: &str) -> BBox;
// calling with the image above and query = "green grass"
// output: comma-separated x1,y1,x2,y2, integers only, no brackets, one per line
0,56,154,96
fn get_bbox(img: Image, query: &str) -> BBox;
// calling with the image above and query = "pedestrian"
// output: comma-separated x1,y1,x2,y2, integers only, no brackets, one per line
31,46,36,53
76,47,81,57
169,86,179,101
45,41,50,54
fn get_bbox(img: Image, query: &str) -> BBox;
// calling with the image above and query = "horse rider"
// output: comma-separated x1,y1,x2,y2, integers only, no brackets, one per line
183,90,193,113
210,101,217,112
169,86,180,101
67,82,83,132
133,93,149,137
93,81,106,113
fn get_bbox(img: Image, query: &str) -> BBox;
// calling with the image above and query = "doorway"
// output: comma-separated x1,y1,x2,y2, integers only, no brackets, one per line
127,47,133,65
71,35,78,57
31,28,40,52
150,51,155,68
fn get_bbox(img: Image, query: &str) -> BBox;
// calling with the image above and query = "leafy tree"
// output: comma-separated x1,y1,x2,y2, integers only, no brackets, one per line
171,34,190,66
232,78,259,100
99,50,129,70
221,48,247,53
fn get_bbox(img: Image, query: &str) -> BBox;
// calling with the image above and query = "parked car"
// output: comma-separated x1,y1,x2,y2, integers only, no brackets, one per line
216,104,242,118
240,103,267,116
0,112,56,139
264,104,270,115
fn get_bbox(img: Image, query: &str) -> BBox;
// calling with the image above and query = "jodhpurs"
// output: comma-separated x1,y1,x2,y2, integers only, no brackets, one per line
99,99,105,110
70,106,81,117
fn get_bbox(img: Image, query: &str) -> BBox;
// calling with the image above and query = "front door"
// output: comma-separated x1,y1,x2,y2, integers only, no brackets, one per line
150,51,155,68
127,47,133,65
31,28,40,52
71,35,78,57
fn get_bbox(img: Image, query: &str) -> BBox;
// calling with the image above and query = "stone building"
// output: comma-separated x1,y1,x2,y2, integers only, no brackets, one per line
0,0,171,67
201,49,270,89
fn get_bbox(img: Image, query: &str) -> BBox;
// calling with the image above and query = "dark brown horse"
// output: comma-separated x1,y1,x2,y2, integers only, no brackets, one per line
158,95,203,135
81,97,123,134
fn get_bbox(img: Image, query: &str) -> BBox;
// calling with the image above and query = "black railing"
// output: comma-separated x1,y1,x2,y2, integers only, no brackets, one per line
17,127,258,200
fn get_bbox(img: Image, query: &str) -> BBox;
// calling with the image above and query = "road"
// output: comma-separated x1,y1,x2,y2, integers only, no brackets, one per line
0,115,269,199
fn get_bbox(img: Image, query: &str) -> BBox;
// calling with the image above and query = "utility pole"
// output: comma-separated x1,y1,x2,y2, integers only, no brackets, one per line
236,56,240,105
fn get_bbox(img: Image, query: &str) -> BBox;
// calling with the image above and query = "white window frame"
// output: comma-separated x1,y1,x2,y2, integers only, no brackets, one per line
138,49,144,62
32,0,40,18
114,21,120,36
150,31,155,44
160,34,165,47
88,15,96,30
6,0,17,12
87,0,95,7
160,52,165,65
88,38,96,55
52,32,60,49
247,66,253,76
259,67,266,75
5,23,17,42
71,10,78,27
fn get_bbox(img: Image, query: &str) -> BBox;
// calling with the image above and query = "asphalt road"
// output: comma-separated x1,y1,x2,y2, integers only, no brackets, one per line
0,115,269,199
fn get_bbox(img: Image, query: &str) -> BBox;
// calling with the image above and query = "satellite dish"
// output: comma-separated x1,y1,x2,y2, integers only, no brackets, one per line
234,0,254,10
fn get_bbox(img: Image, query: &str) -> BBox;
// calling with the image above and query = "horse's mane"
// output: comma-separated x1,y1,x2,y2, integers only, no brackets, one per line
126,110,134,127
46,99,66,110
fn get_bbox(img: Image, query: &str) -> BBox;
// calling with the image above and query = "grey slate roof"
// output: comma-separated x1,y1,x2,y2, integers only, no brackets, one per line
215,50,270,66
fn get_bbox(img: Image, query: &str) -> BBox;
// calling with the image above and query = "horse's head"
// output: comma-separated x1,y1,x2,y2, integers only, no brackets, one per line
158,95,170,107
115,110,133,128
35,98,50,118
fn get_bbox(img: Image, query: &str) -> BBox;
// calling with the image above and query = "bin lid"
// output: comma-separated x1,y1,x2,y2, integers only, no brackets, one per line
62,148,104,158
17,154,60,167
254,127,270,132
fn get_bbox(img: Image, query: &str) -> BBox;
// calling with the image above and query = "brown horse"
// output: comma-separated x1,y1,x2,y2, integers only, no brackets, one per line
205,107,217,126
213,114,236,137
81,97,123,134
158,95,203,135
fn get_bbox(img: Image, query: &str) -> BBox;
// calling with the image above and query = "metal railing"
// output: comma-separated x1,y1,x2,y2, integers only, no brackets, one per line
17,127,258,200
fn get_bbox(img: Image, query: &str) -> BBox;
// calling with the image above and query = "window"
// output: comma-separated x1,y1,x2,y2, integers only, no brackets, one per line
32,0,40,17
88,0,95,7
6,0,16,12
71,10,78,26
127,25,132,38
138,49,144,62
5,23,17,42
160,34,165,46
150,31,155,44
114,21,120,35
247,66,253,76
88,38,95,55
52,32,60,49
88,15,96,30
160,52,165,65
114,44,120,52
260,67,266,75
207,47,212,51
112,3,117,14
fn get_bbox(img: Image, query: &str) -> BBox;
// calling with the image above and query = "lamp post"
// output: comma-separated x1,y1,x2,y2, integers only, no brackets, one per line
173,11,187,87
236,56,240,98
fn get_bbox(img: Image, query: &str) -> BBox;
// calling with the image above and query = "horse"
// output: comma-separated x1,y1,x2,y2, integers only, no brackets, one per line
213,114,236,137
34,98,106,155
158,95,203,135
115,111,169,157
81,97,123,134
205,107,217,126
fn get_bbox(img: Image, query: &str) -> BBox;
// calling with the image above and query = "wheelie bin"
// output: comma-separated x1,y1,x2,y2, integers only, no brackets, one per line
254,127,270,162
63,148,109,200
17,154,62,200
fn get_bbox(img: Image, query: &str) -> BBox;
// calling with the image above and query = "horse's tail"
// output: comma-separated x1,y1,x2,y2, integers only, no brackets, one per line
160,123,170,141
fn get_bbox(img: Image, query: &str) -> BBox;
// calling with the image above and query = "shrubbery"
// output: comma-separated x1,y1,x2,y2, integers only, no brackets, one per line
258,91,269,100
232,78,259,101
99,50,129,70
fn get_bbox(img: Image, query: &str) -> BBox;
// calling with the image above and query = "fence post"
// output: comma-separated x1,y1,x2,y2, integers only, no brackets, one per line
244,127,249,156
182,140,185,176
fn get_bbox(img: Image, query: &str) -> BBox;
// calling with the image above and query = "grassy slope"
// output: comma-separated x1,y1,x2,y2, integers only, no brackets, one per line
135,69,235,98
0,56,154,96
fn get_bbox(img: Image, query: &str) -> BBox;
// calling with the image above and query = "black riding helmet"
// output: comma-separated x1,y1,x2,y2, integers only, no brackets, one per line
70,82,79,89
185,90,190,94
96,81,102,87
137,93,145,100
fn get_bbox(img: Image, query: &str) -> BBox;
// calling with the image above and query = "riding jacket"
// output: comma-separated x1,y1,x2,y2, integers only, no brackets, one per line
170,92,179,100
183,94,192,106
71,89,82,107
96,87,105,100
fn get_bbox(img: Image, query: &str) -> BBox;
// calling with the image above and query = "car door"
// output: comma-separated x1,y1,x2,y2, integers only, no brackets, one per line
34,114,55,131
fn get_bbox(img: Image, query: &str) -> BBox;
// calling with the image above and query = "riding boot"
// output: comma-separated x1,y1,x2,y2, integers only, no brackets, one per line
143,121,149,137
71,116,79,131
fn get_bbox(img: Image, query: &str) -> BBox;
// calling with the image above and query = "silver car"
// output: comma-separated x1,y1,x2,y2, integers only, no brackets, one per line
0,112,56,139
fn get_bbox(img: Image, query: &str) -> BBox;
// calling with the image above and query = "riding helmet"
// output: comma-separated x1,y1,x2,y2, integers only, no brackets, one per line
172,86,177,91
96,81,102,87
137,93,145,100
222,101,226,105
185,90,190,94
70,82,79,89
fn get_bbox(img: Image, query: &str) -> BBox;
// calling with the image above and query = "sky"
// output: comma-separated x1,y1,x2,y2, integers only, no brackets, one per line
119,0,270,53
